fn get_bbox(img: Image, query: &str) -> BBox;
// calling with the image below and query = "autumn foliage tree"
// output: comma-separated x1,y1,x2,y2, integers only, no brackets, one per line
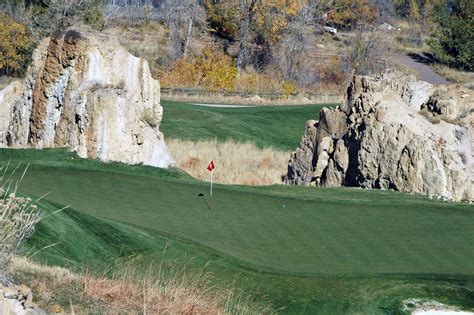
330,0,378,29
158,49,238,92
0,14,33,76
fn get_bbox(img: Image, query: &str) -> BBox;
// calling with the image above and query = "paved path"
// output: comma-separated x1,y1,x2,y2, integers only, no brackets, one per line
393,53,448,84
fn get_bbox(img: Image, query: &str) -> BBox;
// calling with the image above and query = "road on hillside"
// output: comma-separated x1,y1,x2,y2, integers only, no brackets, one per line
393,53,448,84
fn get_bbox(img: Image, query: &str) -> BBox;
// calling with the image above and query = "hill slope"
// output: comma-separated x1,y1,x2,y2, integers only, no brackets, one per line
160,101,332,151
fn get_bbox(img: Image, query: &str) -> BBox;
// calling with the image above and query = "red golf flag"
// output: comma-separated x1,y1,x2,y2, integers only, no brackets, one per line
207,160,215,172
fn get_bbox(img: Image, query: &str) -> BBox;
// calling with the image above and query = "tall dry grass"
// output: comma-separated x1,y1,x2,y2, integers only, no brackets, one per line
0,164,42,278
162,92,343,106
167,138,290,185
11,256,271,314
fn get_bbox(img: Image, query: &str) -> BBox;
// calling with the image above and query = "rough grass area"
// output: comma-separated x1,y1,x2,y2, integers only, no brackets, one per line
3,149,474,314
0,165,41,277
162,92,343,106
431,64,474,89
160,100,333,151
167,138,290,185
11,255,268,314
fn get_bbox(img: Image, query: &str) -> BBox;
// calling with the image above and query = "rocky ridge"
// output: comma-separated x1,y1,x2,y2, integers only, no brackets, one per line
0,29,174,168
285,72,473,201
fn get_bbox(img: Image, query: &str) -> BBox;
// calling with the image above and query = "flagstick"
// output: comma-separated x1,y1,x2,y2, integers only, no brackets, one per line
210,170,213,197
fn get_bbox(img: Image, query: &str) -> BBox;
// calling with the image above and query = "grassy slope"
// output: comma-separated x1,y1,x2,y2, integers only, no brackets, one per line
160,100,331,151
3,149,474,314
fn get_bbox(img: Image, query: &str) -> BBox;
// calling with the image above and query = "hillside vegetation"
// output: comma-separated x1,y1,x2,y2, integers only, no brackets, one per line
2,0,471,97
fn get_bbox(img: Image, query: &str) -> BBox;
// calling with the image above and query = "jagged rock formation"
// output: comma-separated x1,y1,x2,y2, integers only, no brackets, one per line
285,72,473,202
0,30,174,168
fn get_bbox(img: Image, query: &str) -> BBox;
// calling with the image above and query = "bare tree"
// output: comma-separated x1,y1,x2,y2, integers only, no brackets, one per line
236,0,257,77
5,0,96,41
164,0,203,60
275,2,325,82
142,0,154,25
345,24,387,78
182,0,196,58
99,1,122,30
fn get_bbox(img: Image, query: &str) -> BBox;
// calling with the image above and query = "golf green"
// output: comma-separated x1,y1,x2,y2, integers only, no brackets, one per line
2,149,474,313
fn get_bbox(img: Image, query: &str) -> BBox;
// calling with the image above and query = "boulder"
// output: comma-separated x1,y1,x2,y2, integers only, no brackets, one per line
0,29,174,168
285,71,473,202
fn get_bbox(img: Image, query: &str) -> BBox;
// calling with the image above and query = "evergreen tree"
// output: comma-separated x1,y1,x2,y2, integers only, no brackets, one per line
428,0,473,70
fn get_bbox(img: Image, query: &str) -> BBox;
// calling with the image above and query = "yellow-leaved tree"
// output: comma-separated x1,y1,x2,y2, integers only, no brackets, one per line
0,14,33,76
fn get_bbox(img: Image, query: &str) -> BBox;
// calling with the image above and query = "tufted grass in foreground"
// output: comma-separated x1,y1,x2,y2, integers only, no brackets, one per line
0,164,42,278
11,255,271,314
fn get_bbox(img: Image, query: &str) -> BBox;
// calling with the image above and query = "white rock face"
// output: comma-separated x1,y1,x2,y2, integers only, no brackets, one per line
285,72,473,202
0,30,174,168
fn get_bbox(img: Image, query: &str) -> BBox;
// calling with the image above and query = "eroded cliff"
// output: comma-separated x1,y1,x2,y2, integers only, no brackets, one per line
0,30,174,168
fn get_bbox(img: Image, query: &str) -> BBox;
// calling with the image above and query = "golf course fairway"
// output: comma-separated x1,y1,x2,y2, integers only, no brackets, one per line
1,148,473,314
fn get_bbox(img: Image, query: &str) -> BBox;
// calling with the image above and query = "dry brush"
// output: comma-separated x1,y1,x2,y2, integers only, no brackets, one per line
167,138,290,185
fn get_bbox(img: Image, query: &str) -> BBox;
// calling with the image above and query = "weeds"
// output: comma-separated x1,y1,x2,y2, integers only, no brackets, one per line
11,256,272,314
0,163,41,277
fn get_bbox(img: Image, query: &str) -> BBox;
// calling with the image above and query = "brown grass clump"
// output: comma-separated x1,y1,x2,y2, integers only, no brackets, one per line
431,64,474,89
167,138,290,185
11,257,271,314
162,92,343,105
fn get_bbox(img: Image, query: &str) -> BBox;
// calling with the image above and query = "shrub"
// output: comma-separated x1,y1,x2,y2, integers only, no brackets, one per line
282,81,297,97
83,4,105,31
142,108,159,128
158,49,237,93
203,0,238,40
330,0,379,30
427,0,474,71
0,14,34,76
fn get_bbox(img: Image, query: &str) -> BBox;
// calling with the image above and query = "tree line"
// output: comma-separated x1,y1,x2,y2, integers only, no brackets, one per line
0,0,472,84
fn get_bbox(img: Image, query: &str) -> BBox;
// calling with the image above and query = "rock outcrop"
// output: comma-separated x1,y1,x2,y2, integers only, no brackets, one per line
285,72,473,201
0,30,174,168
0,283,44,314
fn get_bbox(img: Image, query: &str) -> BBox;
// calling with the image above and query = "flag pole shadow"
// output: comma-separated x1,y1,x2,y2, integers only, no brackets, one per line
198,193,212,210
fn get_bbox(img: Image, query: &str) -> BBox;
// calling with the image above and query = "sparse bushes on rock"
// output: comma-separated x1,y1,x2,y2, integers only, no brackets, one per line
142,108,159,128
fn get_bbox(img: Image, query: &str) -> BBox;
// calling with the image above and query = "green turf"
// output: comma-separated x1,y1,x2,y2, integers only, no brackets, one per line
3,149,474,314
160,100,333,150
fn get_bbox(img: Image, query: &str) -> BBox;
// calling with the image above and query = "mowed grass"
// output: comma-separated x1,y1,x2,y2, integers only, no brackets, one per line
160,100,332,151
3,149,474,313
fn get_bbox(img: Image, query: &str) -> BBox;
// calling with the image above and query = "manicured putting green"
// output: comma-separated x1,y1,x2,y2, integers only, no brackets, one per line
3,149,473,276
